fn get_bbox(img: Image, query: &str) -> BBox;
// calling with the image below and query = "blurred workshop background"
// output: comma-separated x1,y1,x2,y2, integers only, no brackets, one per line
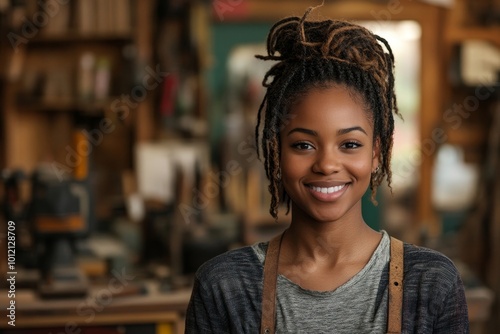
0,0,499,333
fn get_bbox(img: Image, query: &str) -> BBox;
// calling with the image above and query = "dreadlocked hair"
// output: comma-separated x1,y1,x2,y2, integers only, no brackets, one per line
255,5,401,221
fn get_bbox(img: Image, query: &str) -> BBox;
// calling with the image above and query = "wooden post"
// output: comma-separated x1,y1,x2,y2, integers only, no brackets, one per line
135,0,156,142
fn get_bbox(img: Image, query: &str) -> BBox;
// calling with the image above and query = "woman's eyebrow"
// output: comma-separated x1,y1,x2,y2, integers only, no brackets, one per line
337,126,368,136
287,126,367,136
287,128,318,136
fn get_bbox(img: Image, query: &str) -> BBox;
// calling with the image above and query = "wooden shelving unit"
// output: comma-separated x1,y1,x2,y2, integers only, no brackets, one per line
0,0,158,220
441,1,499,159
2,2,135,154
441,0,500,331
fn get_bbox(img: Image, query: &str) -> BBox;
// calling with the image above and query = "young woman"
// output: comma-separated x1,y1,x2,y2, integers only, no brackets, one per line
185,5,469,334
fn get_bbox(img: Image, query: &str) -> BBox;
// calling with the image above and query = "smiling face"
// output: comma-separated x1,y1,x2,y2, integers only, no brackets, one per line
280,85,379,224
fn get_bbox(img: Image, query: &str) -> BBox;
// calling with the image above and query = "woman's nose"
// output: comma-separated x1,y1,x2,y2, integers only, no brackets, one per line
312,149,341,175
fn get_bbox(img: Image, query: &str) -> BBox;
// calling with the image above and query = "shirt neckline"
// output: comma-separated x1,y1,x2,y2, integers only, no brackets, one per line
254,230,390,296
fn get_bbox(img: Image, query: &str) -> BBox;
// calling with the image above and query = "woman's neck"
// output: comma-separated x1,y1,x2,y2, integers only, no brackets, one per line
281,207,381,266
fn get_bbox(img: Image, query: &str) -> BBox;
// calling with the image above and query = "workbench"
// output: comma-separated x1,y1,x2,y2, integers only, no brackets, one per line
0,281,191,334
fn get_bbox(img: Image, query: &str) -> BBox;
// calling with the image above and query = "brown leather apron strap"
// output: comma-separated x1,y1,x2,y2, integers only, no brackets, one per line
260,233,283,334
260,233,404,334
387,237,404,334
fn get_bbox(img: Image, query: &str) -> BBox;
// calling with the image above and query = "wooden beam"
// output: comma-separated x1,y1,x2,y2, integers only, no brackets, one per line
417,7,445,237
221,0,441,22
135,0,156,142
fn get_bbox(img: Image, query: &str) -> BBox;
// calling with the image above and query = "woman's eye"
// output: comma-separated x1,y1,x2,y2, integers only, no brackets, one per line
342,141,362,149
292,142,314,150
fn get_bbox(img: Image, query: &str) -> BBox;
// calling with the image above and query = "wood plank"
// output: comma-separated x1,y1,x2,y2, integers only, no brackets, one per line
1,311,180,328
417,7,445,237
0,286,191,328
446,27,500,47
135,0,156,142
486,100,500,331
230,0,440,22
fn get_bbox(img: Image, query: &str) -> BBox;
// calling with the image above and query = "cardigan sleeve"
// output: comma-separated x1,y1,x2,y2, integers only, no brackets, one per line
185,276,214,333
184,246,263,334
401,244,470,334
433,273,470,334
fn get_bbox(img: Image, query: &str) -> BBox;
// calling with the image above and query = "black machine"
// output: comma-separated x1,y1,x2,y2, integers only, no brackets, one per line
30,164,92,298
2,164,93,298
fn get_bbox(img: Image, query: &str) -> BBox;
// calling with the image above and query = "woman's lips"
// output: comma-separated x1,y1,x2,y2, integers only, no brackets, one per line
310,184,346,194
307,183,349,201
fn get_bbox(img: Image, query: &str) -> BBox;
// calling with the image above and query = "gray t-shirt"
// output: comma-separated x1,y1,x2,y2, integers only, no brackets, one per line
252,231,390,334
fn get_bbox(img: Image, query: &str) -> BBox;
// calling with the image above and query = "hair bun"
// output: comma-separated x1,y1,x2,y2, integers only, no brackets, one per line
258,10,393,86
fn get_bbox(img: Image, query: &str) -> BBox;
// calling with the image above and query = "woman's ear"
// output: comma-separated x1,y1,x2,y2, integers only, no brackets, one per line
372,138,381,168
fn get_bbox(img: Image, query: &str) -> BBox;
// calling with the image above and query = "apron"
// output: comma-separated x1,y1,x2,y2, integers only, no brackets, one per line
260,232,404,334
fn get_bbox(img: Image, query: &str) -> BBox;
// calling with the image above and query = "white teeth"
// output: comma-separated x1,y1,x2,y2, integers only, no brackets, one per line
311,184,346,194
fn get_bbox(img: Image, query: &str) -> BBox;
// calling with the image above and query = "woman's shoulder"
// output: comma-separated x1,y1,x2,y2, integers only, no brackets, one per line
403,242,461,283
195,244,264,284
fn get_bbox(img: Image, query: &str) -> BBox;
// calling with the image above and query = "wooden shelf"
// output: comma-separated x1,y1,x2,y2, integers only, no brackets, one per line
16,97,117,115
445,126,488,147
28,32,134,46
446,26,500,45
